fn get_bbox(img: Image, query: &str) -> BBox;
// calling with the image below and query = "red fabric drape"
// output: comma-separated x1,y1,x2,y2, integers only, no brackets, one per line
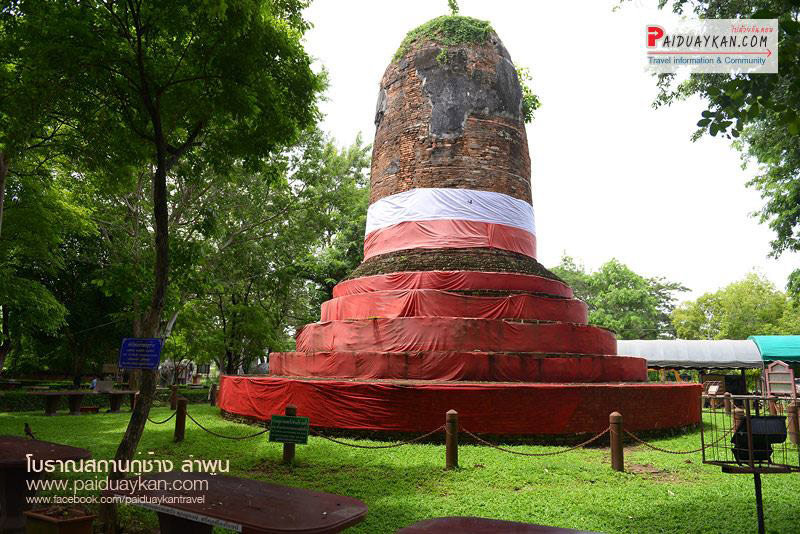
363,220,536,260
295,318,617,355
321,289,588,323
332,271,572,298
218,375,703,434
270,351,647,382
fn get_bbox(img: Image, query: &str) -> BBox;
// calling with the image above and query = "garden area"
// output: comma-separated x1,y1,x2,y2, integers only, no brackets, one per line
1,405,799,533
3,0,800,532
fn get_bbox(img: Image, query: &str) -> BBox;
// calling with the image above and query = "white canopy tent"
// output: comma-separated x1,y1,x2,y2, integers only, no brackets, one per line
617,339,763,369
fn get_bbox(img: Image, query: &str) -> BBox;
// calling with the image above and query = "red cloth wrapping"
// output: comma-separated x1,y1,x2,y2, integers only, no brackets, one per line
320,289,588,323
363,220,537,260
332,271,573,299
218,375,703,434
295,318,617,355
270,351,647,382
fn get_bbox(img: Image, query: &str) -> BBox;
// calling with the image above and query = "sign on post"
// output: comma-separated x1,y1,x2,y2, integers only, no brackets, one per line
269,415,310,444
118,338,163,370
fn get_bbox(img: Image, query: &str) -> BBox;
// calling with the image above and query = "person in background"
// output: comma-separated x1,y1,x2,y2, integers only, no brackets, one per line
90,376,97,390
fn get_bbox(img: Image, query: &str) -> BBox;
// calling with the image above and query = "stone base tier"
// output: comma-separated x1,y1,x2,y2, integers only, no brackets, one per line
296,318,617,355
218,375,702,435
270,351,647,383
321,289,588,323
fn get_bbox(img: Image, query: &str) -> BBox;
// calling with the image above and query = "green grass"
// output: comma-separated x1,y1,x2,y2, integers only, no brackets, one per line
2,406,799,533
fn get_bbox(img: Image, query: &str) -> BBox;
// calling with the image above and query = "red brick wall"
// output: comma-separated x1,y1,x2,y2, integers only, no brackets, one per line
370,38,532,204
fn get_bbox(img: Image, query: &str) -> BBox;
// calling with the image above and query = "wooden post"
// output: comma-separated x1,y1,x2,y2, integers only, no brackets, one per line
174,398,187,443
445,410,458,470
282,404,296,465
209,383,217,406
170,385,178,410
788,401,799,445
733,407,745,431
724,391,732,415
610,412,624,472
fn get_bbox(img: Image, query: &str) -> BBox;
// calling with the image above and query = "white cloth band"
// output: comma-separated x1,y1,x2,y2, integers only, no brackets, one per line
365,188,536,236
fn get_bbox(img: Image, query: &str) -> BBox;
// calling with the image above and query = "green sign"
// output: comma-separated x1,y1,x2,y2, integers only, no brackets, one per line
269,415,309,444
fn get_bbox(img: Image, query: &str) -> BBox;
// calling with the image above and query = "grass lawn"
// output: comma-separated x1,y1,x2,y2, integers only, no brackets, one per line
2,405,799,533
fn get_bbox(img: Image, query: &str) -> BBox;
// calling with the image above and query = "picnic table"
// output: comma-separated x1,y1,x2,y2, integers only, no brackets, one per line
28,389,137,415
105,472,367,533
397,517,599,533
0,435,91,534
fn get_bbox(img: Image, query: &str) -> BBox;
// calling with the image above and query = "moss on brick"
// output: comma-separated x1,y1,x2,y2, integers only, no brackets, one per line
393,15,493,62
347,248,563,282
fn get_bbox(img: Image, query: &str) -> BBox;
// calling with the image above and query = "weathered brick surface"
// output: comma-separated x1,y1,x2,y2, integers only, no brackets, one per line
370,35,532,204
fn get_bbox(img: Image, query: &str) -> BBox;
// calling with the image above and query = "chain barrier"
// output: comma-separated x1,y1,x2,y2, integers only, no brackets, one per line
310,426,446,449
185,412,269,440
461,427,610,457
624,426,734,455
146,412,176,425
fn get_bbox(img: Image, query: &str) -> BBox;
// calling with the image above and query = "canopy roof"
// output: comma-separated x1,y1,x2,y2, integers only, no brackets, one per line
749,336,800,362
617,339,763,369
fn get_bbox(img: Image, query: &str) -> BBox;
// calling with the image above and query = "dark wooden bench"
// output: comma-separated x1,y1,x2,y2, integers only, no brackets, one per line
105,472,367,533
27,390,137,415
397,517,600,533
0,436,91,534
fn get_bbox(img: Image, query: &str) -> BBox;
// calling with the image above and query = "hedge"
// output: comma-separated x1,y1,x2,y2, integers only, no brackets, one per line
0,387,211,413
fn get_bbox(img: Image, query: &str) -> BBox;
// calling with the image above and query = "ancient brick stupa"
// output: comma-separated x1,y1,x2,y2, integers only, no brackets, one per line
219,16,701,435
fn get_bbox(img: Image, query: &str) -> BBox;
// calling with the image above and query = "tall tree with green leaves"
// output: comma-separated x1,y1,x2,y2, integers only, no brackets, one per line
652,0,800,296
3,2,322,527
672,272,797,339
0,174,89,372
551,256,688,339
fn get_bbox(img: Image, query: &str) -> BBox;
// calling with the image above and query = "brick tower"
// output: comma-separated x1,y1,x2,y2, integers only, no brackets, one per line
219,17,701,435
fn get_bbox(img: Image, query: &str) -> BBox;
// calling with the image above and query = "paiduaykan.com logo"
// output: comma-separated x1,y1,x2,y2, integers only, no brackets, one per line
644,19,778,73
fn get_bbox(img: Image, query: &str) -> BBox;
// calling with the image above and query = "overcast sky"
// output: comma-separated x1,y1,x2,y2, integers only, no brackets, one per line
302,0,799,301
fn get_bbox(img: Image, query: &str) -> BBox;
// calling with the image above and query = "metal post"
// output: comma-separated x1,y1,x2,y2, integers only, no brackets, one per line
445,410,459,470
754,472,765,534
170,385,178,410
610,412,624,472
282,404,296,465
174,398,187,443
209,383,217,406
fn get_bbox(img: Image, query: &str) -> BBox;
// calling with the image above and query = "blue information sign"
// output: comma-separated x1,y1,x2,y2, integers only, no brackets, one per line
118,338,162,369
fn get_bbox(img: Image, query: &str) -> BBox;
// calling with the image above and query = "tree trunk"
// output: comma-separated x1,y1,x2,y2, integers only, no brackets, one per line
0,307,11,376
101,158,170,532
0,152,8,240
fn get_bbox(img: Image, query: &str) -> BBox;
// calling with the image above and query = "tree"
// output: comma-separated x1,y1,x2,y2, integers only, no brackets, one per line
3,2,323,528
0,172,90,372
672,272,797,339
15,234,130,380
169,130,370,374
551,256,688,339
448,0,459,16
653,1,800,296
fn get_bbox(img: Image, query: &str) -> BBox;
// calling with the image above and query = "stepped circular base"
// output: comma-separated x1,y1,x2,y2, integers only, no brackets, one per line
270,351,646,382
218,376,701,435
297,318,617,354
322,289,588,323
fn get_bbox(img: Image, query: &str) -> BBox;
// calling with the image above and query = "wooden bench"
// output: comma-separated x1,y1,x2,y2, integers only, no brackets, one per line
105,472,367,533
27,390,138,416
1,436,91,534
397,517,599,533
